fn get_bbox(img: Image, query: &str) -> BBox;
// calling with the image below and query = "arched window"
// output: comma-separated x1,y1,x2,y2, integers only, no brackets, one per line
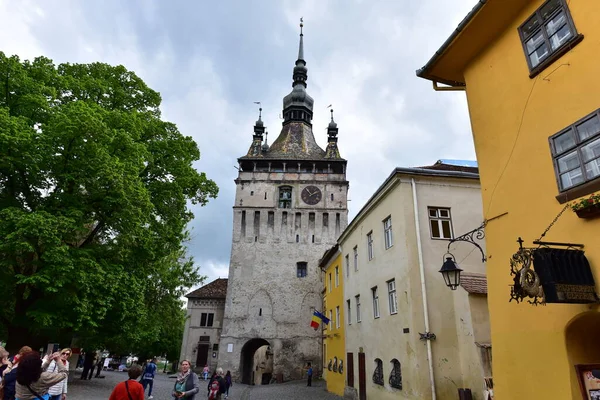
373,358,384,386
389,359,402,389
279,186,292,208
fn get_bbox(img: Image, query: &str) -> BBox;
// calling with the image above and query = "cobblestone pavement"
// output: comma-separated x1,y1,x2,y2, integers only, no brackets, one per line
68,370,340,400
244,380,342,400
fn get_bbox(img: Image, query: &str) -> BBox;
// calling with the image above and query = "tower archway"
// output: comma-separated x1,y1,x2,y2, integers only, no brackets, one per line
240,338,271,385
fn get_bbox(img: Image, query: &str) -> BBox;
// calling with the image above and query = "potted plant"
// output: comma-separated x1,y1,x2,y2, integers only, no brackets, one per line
571,192,600,219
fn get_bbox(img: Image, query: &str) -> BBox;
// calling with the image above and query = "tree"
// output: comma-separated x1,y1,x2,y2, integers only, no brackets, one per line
0,53,218,352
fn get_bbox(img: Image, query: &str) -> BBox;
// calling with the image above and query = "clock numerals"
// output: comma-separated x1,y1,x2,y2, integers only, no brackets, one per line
301,186,322,205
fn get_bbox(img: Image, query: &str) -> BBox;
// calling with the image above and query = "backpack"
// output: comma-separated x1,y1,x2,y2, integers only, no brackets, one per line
208,379,220,400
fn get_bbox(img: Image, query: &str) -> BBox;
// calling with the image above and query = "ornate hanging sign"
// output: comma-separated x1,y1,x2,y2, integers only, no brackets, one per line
509,238,598,305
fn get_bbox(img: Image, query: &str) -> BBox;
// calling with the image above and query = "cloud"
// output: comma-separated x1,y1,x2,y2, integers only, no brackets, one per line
0,0,480,292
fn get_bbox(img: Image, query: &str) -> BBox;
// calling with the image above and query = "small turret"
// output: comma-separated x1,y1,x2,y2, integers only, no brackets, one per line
325,109,341,159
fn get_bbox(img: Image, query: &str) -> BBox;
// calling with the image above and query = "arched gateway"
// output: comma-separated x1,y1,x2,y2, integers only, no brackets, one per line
240,338,272,385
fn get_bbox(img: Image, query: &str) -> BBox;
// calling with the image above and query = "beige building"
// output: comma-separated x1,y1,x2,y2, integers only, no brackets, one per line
180,278,228,371
340,161,491,400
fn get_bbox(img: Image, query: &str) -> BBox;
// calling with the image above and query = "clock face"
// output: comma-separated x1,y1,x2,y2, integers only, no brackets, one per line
301,185,322,205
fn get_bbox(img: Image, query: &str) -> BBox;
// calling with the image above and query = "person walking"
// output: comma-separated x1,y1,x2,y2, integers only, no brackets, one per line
15,351,68,400
202,365,209,381
224,371,232,399
207,369,225,400
47,348,71,400
79,351,95,380
172,360,199,399
306,362,313,387
141,357,157,399
108,364,144,400
3,346,33,400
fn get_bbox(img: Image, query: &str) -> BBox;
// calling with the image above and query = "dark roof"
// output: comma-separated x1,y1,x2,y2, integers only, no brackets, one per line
186,278,228,299
460,272,487,295
419,159,479,174
318,244,340,270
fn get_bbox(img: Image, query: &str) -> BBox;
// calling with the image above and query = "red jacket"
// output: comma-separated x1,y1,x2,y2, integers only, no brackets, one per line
109,379,145,400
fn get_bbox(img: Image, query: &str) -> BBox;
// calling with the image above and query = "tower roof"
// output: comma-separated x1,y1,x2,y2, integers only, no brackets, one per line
241,19,345,162
185,278,228,299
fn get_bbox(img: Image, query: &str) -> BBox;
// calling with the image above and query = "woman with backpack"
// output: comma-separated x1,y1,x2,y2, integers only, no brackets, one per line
207,369,226,400
172,360,199,399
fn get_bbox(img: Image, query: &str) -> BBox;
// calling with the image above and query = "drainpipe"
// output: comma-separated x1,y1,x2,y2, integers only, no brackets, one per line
411,178,436,400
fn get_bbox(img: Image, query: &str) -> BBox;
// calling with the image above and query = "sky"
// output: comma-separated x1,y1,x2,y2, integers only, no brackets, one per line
0,0,479,291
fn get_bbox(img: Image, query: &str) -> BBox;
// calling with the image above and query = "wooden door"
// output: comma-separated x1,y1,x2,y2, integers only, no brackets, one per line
196,344,209,368
358,352,366,400
347,352,354,388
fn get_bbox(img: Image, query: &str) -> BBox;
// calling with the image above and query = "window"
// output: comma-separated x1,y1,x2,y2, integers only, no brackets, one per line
278,186,292,208
372,287,380,319
356,295,361,322
389,359,402,390
329,310,333,330
383,216,393,249
367,232,374,260
428,207,453,239
336,306,340,329
335,266,339,287
200,313,214,327
353,246,358,271
297,262,307,278
388,280,398,315
373,359,384,386
551,109,600,192
329,273,332,293
345,254,350,277
213,343,219,352
347,299,352,325
518,0,579,74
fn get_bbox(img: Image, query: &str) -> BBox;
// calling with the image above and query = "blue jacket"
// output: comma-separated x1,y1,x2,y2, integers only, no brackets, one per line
3,367,17,400
143,362,157,380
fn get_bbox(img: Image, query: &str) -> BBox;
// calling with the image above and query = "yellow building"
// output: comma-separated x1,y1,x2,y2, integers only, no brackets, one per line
319,245,346,396
418,1,600,399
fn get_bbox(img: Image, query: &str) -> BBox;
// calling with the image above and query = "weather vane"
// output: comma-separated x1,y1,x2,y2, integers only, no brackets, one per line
253,101,262,118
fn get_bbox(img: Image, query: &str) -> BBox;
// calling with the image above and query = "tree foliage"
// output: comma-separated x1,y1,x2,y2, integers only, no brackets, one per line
0,53,218,354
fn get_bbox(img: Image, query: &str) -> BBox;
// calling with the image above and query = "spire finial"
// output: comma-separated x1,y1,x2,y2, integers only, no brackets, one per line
259,107,262,119
330,108,334,122
298,18,304,61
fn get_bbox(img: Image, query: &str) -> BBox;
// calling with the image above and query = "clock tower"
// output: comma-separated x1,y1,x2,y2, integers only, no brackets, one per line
217,21,348,383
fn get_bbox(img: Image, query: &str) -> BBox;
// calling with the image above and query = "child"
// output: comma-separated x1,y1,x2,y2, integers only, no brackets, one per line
202,364,209,380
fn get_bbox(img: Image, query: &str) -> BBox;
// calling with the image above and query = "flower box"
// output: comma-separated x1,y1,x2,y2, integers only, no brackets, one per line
574,203,600,219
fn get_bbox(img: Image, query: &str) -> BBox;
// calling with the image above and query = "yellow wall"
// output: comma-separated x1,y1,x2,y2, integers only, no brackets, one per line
323,252,345,396
454,1,600,399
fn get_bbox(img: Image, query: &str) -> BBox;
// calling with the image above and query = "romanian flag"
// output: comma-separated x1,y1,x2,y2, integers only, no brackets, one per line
310,310,330,330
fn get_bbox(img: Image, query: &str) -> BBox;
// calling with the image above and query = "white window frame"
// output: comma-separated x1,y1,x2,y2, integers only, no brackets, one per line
387,279,398,315
353,246,358,271
335,266,339,287
329,310,333,330
383,216,393,249
356,295,361,323
367,231,374,260
347,299,352,325
329,273,332,293
428,207,453,239
372,286,380,319
336,306,340,329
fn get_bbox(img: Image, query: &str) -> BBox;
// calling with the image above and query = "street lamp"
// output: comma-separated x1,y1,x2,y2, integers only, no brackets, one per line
439,254,462,290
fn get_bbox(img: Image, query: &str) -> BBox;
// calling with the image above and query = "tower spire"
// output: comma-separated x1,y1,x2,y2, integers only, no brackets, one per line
298,18,304,61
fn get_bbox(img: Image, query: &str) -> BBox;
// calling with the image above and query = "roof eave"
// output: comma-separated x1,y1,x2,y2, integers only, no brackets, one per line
415,0,488,84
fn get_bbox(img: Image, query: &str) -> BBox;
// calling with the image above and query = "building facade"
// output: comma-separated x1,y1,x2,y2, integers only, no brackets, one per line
418,1,600,398
340,162,490,400
180,278,228,371
319,245,346,396
217,23,349,384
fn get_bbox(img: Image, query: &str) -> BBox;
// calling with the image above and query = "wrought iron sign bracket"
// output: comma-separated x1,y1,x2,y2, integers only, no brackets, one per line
419,332,437,341
532,240,584,249
447,222,487,263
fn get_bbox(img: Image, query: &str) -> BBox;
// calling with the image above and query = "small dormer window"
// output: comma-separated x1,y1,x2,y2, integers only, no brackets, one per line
279,186,292,208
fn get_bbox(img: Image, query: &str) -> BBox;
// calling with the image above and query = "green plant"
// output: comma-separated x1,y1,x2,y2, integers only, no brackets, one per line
571,193,600,211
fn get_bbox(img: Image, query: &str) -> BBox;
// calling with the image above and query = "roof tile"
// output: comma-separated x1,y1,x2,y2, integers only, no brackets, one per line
186,278,228,299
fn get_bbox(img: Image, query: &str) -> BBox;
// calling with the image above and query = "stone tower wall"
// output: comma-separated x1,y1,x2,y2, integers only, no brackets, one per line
218,169,348,381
